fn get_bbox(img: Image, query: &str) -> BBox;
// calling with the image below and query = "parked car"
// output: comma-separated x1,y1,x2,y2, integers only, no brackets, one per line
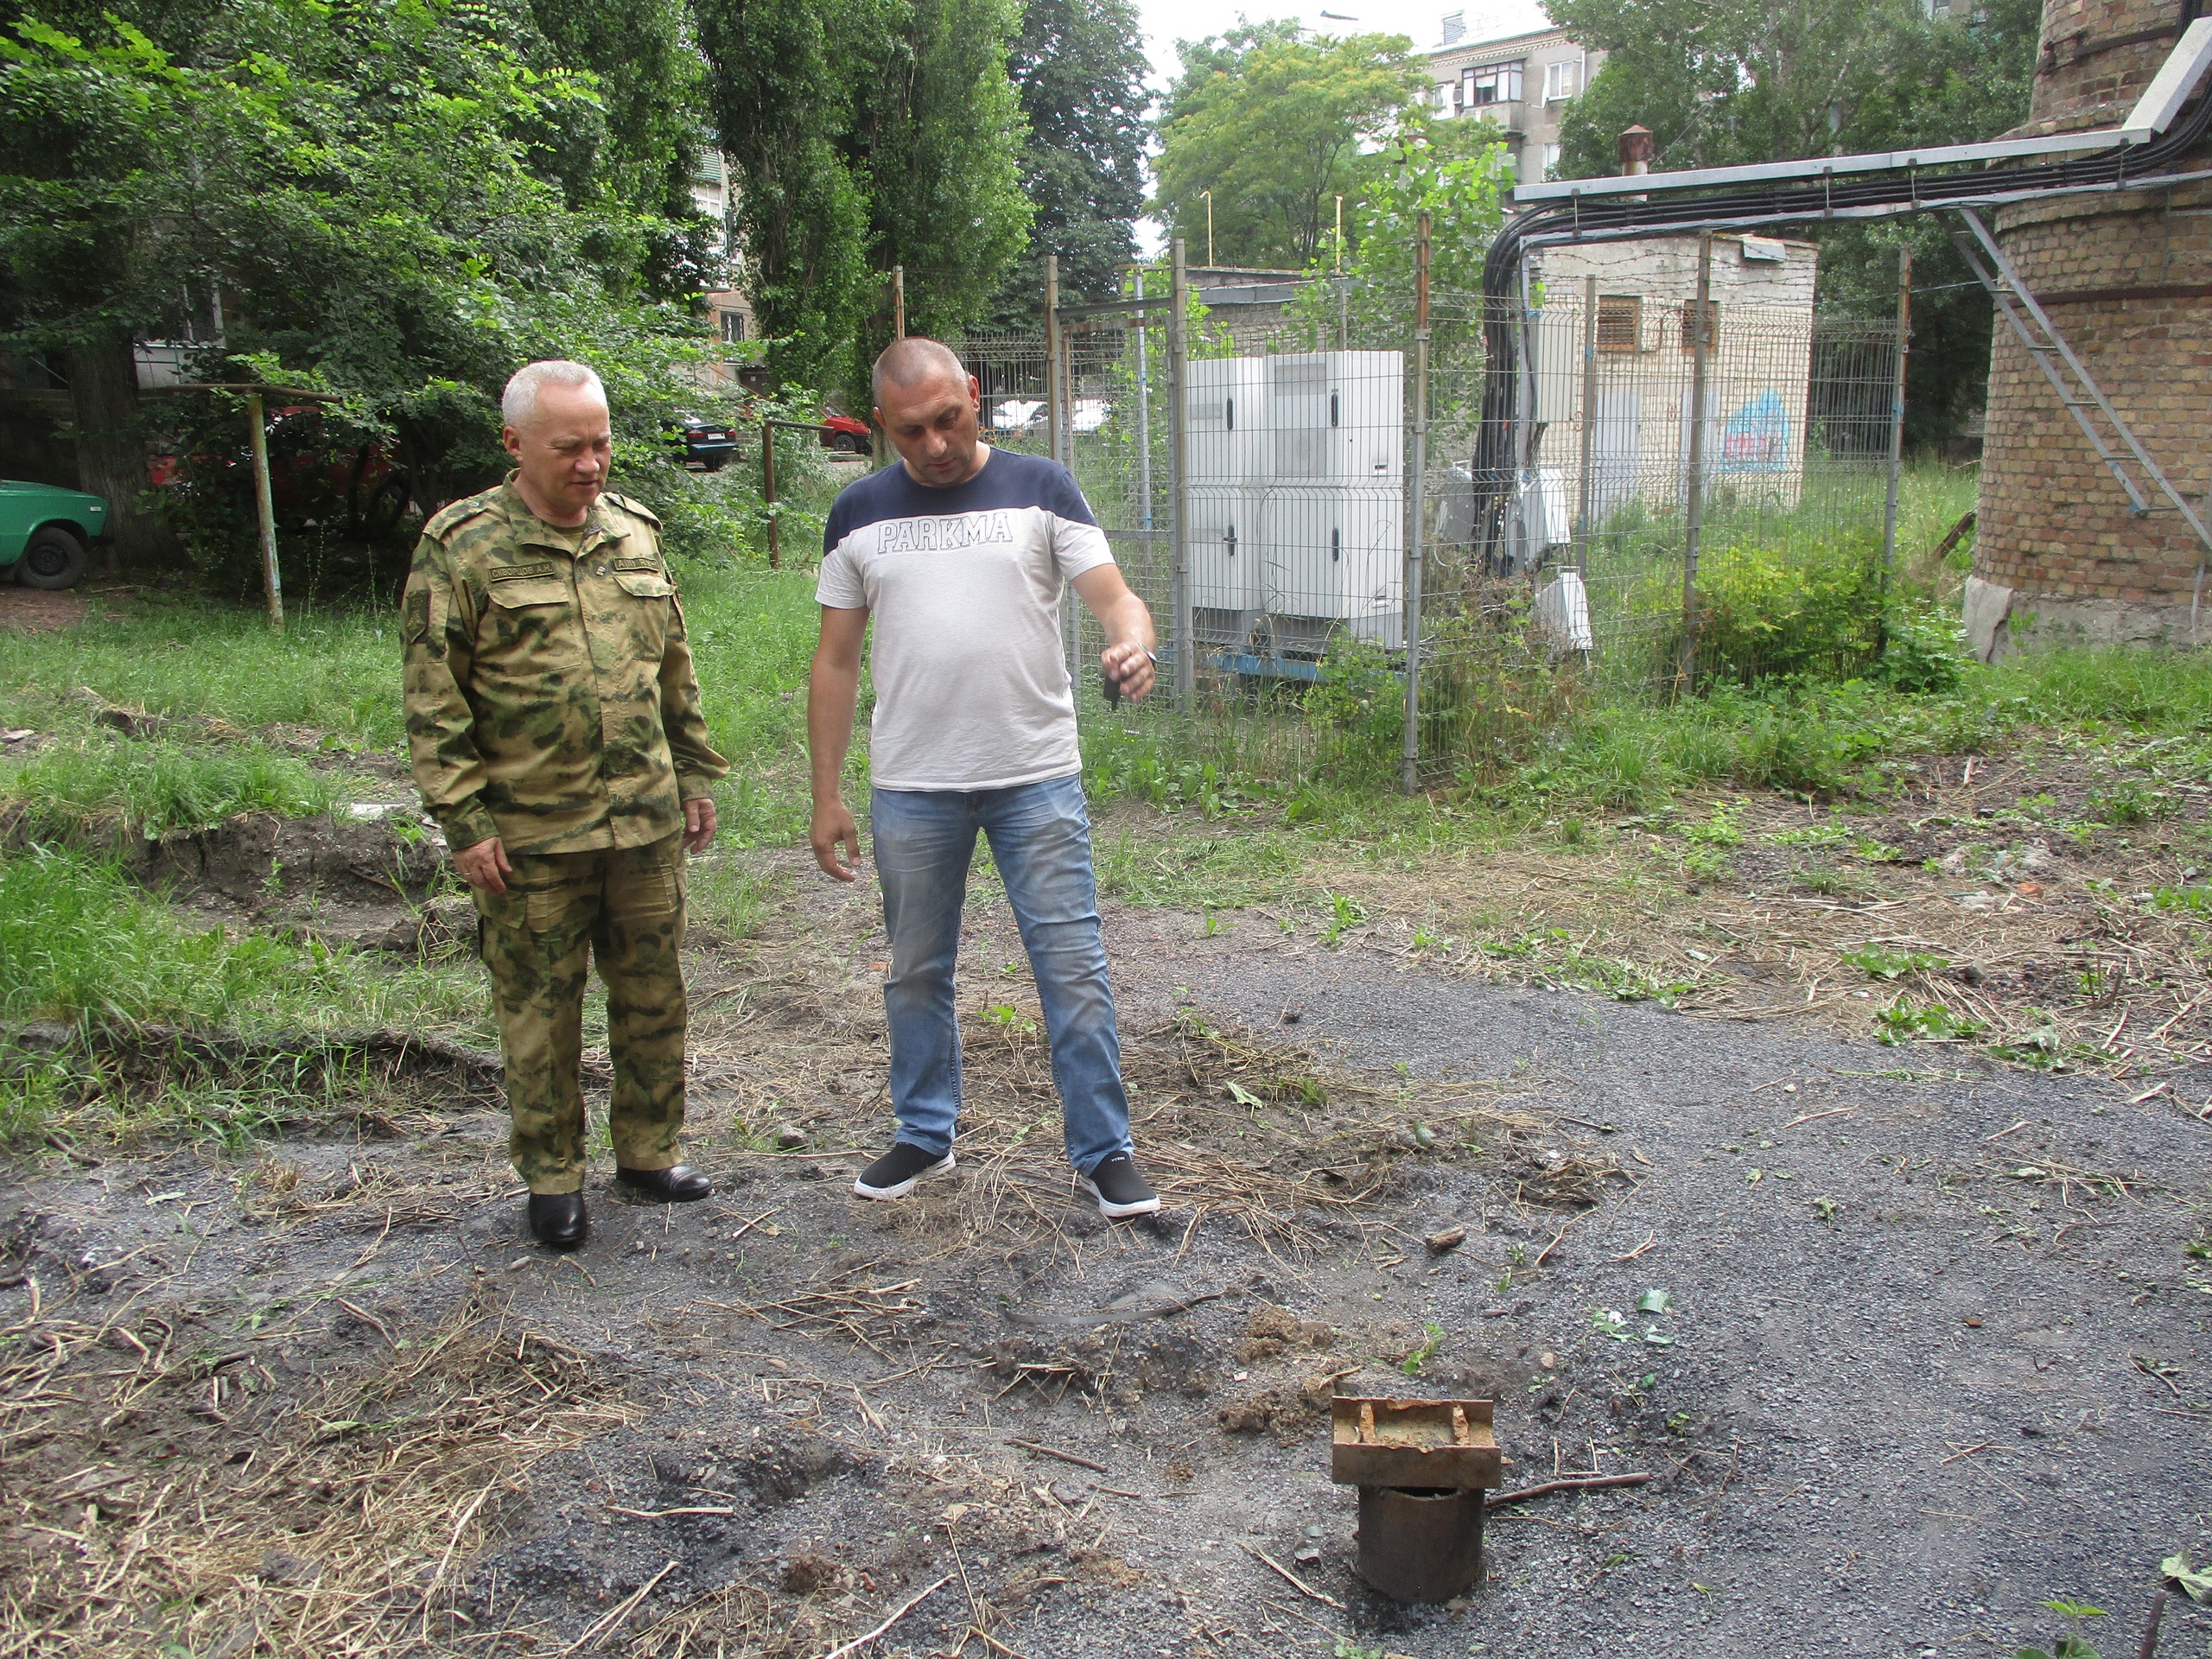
149,406,410,537
0,479,107,589
676,413,740,471
821,410,871,454
991,398,1046,431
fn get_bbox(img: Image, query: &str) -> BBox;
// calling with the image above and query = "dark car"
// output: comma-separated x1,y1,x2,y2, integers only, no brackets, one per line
677,414,741,472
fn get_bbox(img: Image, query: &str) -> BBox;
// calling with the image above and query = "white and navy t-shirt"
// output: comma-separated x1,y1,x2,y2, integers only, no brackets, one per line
817,448,1116,791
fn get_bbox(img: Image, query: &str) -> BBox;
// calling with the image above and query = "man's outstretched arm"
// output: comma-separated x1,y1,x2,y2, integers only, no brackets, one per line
1072,564,1158,703
808,604,871,880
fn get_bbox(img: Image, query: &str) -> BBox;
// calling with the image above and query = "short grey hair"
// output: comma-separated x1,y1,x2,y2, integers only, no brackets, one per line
871,337,968,405
502,359,607,429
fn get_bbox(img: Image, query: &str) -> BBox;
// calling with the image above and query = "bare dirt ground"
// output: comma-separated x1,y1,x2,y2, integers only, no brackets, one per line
4,779,2212,1658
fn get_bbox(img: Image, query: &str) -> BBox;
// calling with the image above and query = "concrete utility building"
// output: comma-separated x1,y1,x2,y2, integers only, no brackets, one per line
1529,233,1821,523
1971,0,2212,656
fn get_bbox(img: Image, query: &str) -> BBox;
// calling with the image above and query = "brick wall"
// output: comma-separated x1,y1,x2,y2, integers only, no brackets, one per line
1973,0,2212,652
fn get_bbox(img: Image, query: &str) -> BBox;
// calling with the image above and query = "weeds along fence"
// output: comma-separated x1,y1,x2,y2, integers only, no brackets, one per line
950,235,1908,795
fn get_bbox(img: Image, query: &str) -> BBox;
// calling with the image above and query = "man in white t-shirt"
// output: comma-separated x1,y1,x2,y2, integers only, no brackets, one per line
808,337,1162,1218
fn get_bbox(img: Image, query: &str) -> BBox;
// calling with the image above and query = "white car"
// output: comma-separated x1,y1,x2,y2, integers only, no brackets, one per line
991,399,1046,430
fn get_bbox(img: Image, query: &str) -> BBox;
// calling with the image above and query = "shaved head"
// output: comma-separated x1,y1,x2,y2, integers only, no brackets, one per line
872,337,968,405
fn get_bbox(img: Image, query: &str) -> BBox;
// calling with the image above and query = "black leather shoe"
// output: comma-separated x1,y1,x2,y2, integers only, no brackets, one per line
615,1164,713,1203
528,1191,588,1249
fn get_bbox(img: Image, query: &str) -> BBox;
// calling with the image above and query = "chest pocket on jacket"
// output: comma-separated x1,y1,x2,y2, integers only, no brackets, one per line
612,566,673,599
480,575,576,656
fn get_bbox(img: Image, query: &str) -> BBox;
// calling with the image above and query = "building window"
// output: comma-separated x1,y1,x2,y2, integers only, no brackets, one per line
1465,61,1522,105
1679,297,1719,352
1542,143,1561,178
1440,79,1458,114
1596,295,1641,353
1543,60,1579,101
721,309,746,343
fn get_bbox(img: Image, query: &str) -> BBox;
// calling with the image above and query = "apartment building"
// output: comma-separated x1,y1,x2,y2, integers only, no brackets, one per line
1426,11,1602,181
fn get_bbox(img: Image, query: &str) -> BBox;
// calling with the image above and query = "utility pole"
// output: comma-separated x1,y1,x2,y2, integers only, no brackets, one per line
1402,210,1431,795
1169,238,1193,706
1677,232,1713,696
893,264,906,340
1201,191,1214,269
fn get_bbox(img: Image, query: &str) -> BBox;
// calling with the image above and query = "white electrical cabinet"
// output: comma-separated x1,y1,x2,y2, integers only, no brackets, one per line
1262,485,1404,652
1267,353,1402,483
1184,357,1271,484
1185,484,1265,623
1181,350,1405,657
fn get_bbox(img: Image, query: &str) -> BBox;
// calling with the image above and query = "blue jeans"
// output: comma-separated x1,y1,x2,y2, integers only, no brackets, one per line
871,774,1132,1177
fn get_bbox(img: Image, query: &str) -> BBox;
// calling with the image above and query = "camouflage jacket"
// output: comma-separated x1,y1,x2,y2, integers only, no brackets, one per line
400,479,728,855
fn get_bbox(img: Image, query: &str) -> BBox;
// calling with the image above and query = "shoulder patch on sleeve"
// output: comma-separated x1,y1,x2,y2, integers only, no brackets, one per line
424,496,493,539
604,493,662,528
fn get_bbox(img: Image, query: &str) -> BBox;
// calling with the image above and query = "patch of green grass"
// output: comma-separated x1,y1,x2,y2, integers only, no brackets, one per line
0,595,410,745
0,843,486,1145
1090,823,1305,908
688,852,786,942
2,738,353,838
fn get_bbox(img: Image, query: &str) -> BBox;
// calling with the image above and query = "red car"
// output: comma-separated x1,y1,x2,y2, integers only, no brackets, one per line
149,406,411,537
821,410,871,454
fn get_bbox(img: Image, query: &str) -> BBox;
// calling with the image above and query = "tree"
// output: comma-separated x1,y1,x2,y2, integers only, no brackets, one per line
987,0,1149,323
696,0,1032,398
1154,25,1429,270
1287,114,1512,383
1548,0,2042,441
0,0,736,571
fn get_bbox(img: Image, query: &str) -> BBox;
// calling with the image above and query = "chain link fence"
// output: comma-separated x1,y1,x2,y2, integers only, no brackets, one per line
949,234,1906,794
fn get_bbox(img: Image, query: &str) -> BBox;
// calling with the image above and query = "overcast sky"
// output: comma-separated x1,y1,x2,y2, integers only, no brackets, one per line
1126,0,1552,252
1131,0,1553,84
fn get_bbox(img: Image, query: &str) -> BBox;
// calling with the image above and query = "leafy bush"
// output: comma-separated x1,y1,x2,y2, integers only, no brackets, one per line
1870,601,1970,692
1303,635,1406,785
1649,528,1887,686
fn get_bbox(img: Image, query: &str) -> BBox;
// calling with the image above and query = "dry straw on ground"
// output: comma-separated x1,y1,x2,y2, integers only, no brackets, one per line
0,1280,628,1657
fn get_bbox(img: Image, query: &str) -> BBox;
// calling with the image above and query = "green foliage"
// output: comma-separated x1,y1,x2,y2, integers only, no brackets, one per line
1287,114,1511,371
1872,601,1971,694
1303,634,1406,784
1664,529,1888,686
2016,1596,2106,1659
697,0,1033,399
1154,25,1429,269
0,842,478,1036
1,739,348,839
2086,779,2176,827
1839,944,1947,980
988,0,1149,321
1549,0,2042,442
0,0,740,523
1875,999,1985,1045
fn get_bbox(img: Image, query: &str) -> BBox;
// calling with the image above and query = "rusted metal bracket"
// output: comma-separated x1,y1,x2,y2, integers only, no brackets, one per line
1330,1395,1500,1603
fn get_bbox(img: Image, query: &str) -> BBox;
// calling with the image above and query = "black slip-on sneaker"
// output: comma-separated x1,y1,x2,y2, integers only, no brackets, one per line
854,1143,956,1200
1081,1154,1160,1218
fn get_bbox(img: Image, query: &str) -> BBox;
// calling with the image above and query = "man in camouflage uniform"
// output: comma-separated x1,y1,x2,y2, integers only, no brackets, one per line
402,359,728,1249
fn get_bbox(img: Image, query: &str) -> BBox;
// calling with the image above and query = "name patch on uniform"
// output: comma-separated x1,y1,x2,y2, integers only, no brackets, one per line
876,512,1016,555
612,555,661,572
489,561,561,582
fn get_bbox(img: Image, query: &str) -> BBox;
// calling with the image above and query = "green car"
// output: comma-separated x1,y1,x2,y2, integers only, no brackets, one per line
1,479,107,590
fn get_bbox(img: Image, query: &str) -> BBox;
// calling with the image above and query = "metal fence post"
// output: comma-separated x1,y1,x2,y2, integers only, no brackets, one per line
1045,255,1063,469
245,390,284,630
1168,239,1193,708
761,416,779,570
1574,275,1599,575
1402,209,1431,795
1880,245,1912,579
1676,232,1713,696
1135,269,1154,531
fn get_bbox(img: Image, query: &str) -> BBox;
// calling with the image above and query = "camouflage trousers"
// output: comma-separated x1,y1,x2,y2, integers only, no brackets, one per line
473,834,690,1193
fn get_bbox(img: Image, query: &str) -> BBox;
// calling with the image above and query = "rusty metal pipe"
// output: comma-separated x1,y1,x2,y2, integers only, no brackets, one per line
1355,1486,1485,1603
